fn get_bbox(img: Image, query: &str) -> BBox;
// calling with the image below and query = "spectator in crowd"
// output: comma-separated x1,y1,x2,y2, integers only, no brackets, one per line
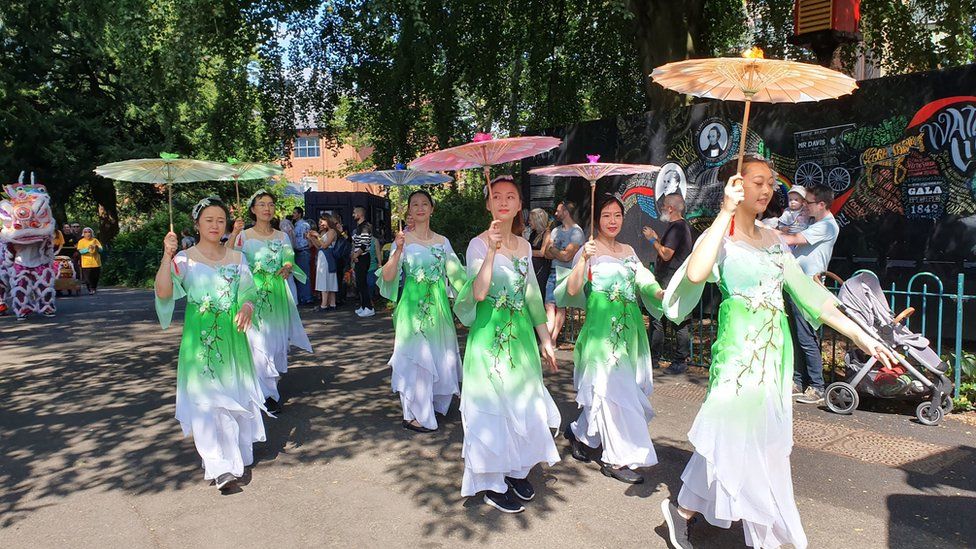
64,221,82,274
778,186,812,235
77,227,103,295
180,228,196,250
351,207,375,317
780,184,840,404
309,215,338,311
544,201,584,343
642,193,694,373
53,225,65,254
333,217,351,307
280,213,295,246
527,208,552,294
367,228,382,301
292,206,314,305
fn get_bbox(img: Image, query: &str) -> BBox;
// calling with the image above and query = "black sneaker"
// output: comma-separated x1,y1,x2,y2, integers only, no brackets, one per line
664,362,688,375
215,473,237,491
564,426,591,463
792,383,805,397
265,397,282,415
660,498,692,549
483,490,524,513
600,464,644,484
505,476,535,501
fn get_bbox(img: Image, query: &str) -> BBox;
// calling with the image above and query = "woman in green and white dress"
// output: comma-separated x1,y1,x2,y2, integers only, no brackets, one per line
453,176,560,514
658,158,898,549
227,190,312,413
155,197,266,492
377,190,466,432
555,195,664,485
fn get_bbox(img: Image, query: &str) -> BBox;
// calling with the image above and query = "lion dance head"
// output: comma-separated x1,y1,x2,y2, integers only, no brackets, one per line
0,172,55,245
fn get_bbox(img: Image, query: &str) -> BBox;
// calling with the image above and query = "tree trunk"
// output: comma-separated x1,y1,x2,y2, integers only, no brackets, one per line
627,0,707,110
90,179,119,243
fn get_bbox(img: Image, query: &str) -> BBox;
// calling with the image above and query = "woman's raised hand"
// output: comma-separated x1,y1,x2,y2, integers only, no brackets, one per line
721,174,745,214
163,231,178,258
582,240,597,260
486,220,503,249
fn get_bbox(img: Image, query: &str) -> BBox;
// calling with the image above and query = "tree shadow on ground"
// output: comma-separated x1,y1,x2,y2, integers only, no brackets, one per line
2,289,672,542
886,445,976,548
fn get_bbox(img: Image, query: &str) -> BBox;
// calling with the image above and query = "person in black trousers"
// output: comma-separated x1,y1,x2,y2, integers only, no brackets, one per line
334,220,350,307
351,207,375,317
642,193,694,374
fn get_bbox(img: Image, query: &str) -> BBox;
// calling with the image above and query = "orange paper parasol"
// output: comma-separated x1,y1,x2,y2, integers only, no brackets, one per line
651,47,858,174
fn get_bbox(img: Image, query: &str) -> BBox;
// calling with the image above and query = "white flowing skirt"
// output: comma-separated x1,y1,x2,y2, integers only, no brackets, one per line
176,386,267,481
570,353,657,469
677,381,806,549
390,326,461,430
460,385,561,496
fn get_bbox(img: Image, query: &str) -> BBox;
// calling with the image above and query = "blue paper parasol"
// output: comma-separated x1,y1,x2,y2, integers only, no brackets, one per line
346,164,453,186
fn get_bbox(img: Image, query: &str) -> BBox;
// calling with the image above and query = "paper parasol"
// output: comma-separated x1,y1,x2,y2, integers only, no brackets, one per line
408,132,562,213
218,158,284,205
347,163,453,186
94,153,237,231
651,47,857,174
529,154,658,239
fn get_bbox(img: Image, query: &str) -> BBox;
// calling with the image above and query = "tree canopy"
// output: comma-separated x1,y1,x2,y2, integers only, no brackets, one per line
1,0,974,239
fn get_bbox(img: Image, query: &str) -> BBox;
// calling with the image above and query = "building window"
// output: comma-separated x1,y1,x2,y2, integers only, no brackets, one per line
295,136,320,158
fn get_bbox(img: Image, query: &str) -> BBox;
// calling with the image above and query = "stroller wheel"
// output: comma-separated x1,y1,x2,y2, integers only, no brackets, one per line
915,402,943,426
825,382,859,415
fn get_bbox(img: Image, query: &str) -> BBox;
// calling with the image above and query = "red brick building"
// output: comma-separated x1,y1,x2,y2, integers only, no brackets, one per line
281,130,384,196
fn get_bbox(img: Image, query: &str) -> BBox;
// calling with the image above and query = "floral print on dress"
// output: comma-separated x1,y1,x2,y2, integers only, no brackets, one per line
487,255,530,379
593,256,641,368
250,239,284,319
192,263,240,379
726,245,788,394
405,244,449,336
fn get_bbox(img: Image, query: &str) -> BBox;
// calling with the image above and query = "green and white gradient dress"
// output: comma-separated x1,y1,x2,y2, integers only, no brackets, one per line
234,229,312,402
663,228,837,549
454,237,561,496
555,248,665,469
376,239,466,430
155,249,267,481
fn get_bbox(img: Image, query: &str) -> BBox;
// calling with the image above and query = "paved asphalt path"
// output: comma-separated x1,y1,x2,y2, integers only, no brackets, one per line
1,288,973,548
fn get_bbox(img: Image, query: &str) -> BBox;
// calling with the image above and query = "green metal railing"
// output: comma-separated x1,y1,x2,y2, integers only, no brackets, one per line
558,270,974,397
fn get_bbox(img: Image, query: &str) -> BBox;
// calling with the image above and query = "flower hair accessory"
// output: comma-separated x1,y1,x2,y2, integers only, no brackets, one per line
246,188,270,211
192,196,222,220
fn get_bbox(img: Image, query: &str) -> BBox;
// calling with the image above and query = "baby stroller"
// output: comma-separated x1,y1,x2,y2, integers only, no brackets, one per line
824,272,953,426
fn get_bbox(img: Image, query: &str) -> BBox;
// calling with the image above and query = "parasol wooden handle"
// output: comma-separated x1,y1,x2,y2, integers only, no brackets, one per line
589,180,596,241
483,166,501,250
731,95,754,236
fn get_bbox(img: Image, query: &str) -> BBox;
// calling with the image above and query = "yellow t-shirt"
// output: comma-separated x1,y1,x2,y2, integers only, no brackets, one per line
77,237,102,268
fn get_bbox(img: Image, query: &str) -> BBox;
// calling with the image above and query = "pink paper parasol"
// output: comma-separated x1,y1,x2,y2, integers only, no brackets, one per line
529,154,658,239
408,132,562,215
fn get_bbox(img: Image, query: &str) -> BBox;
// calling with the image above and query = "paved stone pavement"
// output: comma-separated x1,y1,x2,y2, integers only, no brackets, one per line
1,288,974,548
